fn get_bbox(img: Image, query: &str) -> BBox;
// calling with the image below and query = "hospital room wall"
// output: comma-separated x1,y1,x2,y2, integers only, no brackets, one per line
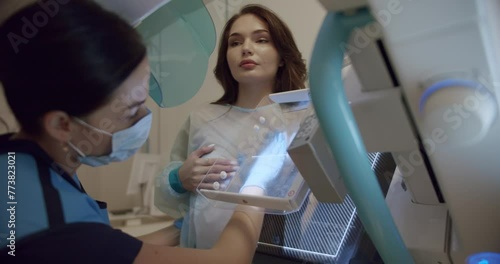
0,86,18,135
0,1,327,212
0,1,32,135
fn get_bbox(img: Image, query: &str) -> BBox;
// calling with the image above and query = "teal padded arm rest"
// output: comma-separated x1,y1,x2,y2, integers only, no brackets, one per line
309,8,414,264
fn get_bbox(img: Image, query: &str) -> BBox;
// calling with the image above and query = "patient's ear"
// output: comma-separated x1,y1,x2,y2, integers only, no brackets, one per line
42,111,73,142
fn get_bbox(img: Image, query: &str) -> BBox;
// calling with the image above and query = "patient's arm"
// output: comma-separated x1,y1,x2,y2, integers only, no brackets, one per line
136,224,180,246
133,202,264,264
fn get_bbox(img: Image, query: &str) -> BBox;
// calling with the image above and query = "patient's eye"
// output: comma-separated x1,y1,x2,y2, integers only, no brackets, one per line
229,40,241,47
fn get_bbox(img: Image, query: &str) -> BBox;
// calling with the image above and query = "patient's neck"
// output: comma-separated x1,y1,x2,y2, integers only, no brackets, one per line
234,81,274,109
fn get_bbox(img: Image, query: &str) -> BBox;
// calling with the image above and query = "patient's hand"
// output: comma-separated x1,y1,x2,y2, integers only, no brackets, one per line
178,144,238,192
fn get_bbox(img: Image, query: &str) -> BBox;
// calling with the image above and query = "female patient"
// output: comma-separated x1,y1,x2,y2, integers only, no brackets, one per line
0,1,263,263
155,4,308,249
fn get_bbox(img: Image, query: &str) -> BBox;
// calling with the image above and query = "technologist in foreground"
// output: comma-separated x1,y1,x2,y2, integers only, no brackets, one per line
0,1,264,263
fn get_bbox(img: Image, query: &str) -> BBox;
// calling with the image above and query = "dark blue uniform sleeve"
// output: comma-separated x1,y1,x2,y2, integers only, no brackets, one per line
0,222,143,264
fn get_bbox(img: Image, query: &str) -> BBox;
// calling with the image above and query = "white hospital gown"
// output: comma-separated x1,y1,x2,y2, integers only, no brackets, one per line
154,102,309,249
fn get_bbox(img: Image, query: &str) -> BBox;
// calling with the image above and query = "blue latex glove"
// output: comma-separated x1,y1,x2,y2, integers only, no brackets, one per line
240,132,287,193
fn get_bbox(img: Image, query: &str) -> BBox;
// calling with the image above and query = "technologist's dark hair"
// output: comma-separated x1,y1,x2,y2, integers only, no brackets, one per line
0,0,146,135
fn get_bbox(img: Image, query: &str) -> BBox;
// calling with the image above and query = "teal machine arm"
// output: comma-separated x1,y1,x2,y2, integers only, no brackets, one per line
309,9,414,264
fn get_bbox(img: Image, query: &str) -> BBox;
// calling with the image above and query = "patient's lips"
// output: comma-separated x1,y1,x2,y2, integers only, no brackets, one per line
240,59,257,69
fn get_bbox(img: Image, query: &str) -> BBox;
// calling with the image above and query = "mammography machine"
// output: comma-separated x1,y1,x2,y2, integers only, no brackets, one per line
52,0,500,263
307,0,500,263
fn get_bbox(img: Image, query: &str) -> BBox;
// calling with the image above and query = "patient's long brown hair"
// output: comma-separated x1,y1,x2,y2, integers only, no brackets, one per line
213,4,307,105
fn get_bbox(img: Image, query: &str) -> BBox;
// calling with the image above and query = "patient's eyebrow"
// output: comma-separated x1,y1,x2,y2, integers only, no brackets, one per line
229,29,270,38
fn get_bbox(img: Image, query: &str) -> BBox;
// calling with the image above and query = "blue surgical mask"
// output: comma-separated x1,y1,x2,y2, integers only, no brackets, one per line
68,109,152,167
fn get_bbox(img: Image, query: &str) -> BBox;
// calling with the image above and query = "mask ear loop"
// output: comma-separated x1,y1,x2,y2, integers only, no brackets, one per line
72,118,113,136
67,118,112,158
67,141,86,157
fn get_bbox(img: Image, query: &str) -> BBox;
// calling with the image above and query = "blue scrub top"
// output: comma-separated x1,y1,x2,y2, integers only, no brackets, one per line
0,133,141,263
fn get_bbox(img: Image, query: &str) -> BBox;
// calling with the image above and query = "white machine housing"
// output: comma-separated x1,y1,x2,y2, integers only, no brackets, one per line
317,0,500,263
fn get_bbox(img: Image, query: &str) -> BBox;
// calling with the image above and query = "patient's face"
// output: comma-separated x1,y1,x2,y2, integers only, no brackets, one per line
226,14,281,87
